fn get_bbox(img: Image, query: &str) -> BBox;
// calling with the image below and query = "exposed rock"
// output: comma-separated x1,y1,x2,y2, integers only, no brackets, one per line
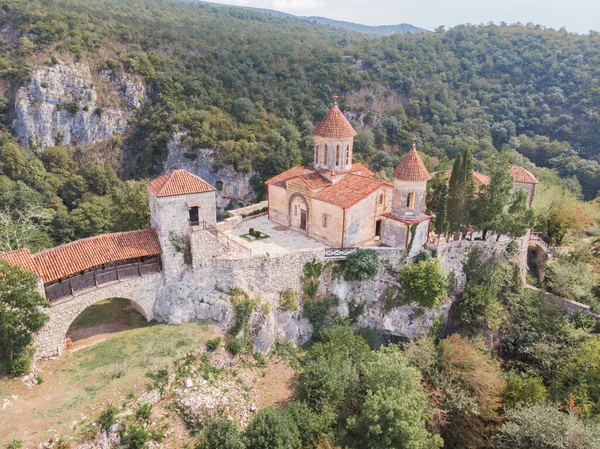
166,132,258,211
13,64,145,149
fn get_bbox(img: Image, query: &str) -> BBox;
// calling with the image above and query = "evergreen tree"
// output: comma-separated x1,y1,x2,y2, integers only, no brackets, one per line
460,148,476,236
426,173,449,238
473,156,513,240
446,154,463,237
495,190,536,240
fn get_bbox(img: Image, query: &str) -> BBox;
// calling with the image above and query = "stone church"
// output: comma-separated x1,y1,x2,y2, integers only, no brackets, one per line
266,99,433,255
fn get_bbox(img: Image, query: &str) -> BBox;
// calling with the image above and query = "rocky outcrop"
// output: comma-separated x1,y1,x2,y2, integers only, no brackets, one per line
166,132,258,211
13,64,145,149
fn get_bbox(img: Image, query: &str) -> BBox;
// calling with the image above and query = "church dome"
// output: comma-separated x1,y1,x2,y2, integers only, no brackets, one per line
312,104,357,139
392,139,431,182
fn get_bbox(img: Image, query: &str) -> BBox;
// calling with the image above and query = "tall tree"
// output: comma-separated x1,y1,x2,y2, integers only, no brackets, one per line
473,156,513,240
495,190,536,240
0,260,50,360
460,149,476,237
446,154,463,237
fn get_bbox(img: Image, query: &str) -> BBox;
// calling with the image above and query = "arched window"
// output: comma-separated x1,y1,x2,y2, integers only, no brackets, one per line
315,145,319,163
378,193,384,205
406,192,416,210
322,214,328,228
345,145,350,166
324,145,328,164
294,205,298,216
335,145,340,166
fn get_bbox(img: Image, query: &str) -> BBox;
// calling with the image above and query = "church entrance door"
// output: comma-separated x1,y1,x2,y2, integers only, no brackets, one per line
300,210,307,231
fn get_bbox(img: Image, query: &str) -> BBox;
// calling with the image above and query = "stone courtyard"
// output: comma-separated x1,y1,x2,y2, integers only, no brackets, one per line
224,214,329,256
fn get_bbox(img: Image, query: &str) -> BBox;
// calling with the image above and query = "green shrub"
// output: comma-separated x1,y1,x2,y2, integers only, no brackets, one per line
356,327,379,349
344,249,379,281
279,289,299,310
249,228,255,235
502,372,548,409
62,101,79,115
253,352,267,367
146,367,169,392
303,296,338,331
398,259,449,308
122,423,150,449
205,337,221,352
244,407,301,449
6,347,34,376
226,337,245,355
5,439,22,449
415,248,435,262
230,291,255,336
98,404,118,430
197,416,245,449
135,403,152,422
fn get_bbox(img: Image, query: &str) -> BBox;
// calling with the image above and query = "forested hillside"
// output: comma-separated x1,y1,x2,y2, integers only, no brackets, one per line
0,0,599,252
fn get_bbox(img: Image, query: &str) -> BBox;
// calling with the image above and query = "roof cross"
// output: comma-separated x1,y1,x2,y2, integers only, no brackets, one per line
333,93,338,106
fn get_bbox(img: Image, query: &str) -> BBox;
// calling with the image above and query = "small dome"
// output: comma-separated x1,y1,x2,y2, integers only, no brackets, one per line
393,143,431,182
312,105,357,139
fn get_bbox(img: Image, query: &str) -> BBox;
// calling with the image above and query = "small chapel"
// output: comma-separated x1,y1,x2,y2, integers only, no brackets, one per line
266,98,433,254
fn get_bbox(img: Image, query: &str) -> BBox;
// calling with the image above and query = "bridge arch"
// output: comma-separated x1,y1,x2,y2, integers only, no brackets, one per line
37,274,162,357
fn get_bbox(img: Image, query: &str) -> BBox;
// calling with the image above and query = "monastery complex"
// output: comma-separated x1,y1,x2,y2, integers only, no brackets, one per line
0,100,540,357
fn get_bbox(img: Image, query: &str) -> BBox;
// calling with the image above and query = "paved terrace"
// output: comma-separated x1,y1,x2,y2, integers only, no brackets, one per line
224,215,330,256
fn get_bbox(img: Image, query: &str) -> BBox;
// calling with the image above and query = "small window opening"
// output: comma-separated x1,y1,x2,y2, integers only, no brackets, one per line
336,145,340,166
379,193,384,205
322,214,328,228
406,192,416,210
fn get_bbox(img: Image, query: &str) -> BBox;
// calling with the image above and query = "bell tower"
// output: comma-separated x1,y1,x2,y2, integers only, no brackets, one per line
312,95,357,174
391,137,430,219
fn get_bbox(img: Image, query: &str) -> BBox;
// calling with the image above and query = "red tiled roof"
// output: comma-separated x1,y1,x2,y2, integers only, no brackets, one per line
393,149,431,182
301,173,332,189
511,166,538,184
441,170,490,187
312,106,357,139
0,248,38,274
265,166,311,186
148,169,215,197
314,174,392,209
32,228,161,283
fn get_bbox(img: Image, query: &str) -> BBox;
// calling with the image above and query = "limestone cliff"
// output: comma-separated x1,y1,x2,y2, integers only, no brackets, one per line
166,132,258,211
13,64,145,149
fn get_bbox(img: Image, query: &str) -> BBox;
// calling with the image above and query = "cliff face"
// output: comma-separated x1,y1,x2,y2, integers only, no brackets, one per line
13,64,145,149
166,132,258,211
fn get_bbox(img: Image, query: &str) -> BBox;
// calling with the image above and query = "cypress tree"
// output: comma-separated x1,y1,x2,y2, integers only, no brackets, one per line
460,148,476,236
447,153,463,237
474,156,513,240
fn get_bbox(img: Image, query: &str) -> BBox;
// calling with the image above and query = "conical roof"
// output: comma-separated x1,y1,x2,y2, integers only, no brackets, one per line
393,140,431,182
312,105,357,139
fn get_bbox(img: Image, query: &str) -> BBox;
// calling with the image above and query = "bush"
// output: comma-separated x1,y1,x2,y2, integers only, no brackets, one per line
196,416,245,449
249,227,255,235
344,249,379,281
226,337,245,355
6,347,34,376
356,328,379,349
98,404,118,430
205,337,221,352
135,403,152,422
122,423,150,449
398,259,449,308
279,289,299,310
230,290,255,336
244,407,301,449
502,372,548,409
6,439,22,449
303,296,338,331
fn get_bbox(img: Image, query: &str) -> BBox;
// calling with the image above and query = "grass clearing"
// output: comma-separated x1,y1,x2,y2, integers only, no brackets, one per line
0,322,221,447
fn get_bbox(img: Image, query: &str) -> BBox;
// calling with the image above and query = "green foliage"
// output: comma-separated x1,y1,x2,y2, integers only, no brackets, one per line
122,423,150,449
226,337,245,355
146,367,169,392
97,404,118,430
205,337,221,352
5,346,34,376
492,404,600,449
552,339,600,417
348,346,442,449
343,249,379,282
279,289,299,310
303,296,338,331
5,439,23,449
196,416,245,449
494,190,536,240
244,407,301,449
502,372,548,409
135,403,152,422
398,259,448,308
0,260,50,361
111,180,150,232
545,249,595,306
229,289,255,337
301,259,323,300
169,232,192,266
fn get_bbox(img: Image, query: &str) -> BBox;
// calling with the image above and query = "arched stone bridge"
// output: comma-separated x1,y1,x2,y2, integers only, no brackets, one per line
37,272,163,357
